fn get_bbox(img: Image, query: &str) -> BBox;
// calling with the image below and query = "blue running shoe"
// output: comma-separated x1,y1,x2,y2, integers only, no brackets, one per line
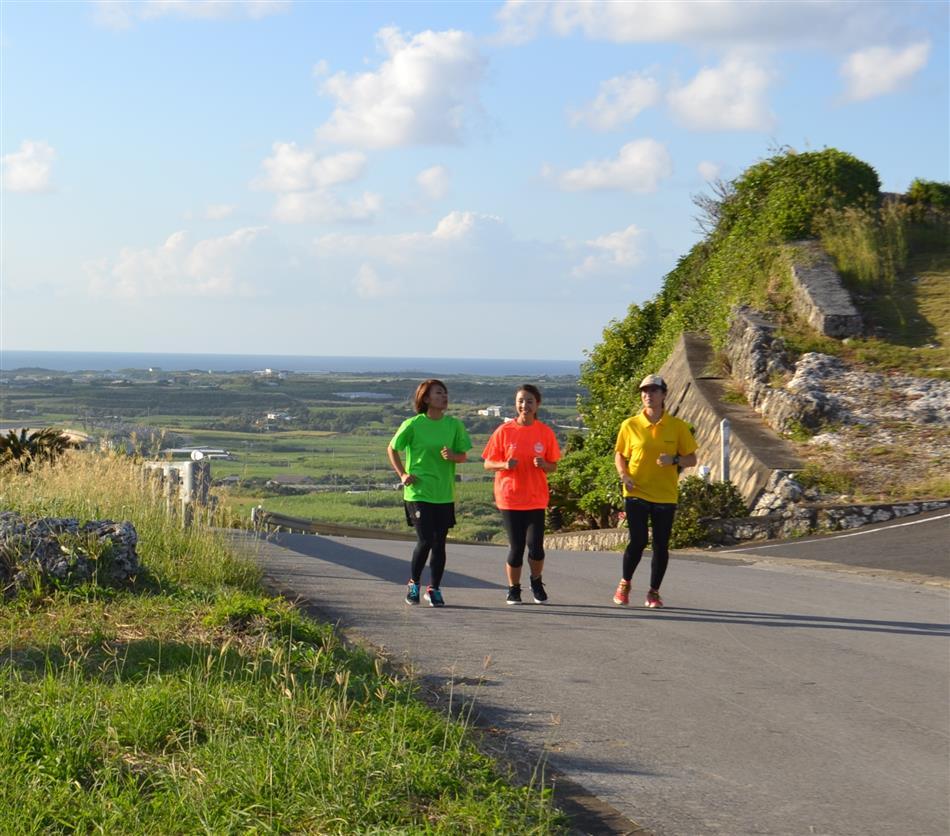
424,586,445,607
405,581,420,606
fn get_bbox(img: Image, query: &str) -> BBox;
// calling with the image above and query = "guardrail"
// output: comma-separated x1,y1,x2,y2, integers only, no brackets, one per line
251,507,416,541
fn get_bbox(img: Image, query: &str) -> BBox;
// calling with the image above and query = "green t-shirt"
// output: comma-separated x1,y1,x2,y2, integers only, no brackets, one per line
390,413,472,504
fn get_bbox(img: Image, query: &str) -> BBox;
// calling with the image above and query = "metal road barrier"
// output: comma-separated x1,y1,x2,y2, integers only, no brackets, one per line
251,506,416,541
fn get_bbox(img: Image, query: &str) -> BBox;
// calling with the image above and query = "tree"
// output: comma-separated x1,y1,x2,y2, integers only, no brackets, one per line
0,428,76,472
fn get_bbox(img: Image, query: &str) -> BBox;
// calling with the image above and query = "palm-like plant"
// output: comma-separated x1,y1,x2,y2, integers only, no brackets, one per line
0,427,76,472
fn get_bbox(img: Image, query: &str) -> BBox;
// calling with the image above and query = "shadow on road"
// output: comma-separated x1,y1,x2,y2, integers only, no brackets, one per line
267,532,498,590
649,606,950,637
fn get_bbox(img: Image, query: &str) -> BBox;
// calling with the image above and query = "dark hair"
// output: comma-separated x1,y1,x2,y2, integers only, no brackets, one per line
414,379,447,414
517,383,542,403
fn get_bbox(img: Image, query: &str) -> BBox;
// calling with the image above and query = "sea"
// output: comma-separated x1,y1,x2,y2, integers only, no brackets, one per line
0,350,581,377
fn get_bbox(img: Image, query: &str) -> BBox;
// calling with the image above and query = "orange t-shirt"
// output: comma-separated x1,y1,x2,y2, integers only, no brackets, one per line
482,420,561,511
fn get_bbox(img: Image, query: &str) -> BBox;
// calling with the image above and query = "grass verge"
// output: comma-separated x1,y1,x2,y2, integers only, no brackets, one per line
0,452,564,833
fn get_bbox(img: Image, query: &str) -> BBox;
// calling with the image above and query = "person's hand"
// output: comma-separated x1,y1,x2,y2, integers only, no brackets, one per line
532,456,544,469
441,446,452,461
507,458,518,470
657,453,674,467
400,473,416,486
620,473,635,492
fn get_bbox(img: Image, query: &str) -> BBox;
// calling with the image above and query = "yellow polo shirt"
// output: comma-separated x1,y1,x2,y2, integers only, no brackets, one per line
614,411,697,504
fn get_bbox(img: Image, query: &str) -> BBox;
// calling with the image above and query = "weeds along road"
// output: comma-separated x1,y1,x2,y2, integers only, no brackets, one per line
235,524,950,836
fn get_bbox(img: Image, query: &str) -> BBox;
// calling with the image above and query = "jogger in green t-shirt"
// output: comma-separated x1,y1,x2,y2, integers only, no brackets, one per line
387,379,472,608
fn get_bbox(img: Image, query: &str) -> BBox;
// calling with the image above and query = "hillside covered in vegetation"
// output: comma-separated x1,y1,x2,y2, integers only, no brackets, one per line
550,147,949,529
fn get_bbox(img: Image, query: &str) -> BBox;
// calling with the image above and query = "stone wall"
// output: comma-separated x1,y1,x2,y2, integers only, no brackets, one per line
546,499,950,551
786,240,863,337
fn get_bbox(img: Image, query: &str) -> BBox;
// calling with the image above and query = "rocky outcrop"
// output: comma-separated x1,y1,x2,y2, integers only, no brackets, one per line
0,512,139,594
726,306,828,433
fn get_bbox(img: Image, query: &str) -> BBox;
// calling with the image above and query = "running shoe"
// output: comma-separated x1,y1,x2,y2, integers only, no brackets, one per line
644,590,664,608
424,586,445,608
530,576,548,604
613,579,631,606
506,585,523,605
405,581,420,606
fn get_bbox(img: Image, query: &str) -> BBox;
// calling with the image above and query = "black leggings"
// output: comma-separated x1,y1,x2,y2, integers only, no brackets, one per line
501,509,546,568
408,502,454,588
623,498,677,590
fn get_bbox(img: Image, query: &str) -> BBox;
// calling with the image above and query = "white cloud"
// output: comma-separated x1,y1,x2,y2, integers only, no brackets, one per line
697,161,721,182
86,227,267,297
256,142,366,192
569,71,660,131
573,224,645,277
2,140,56,193
316,27,487,148
496,0,904,50
547,138,672,193
272,190,382,224
92,0,290,28
668,56,775,132
354,263,401,299
205,203,236,220
841,41,931,101
417,165,450,200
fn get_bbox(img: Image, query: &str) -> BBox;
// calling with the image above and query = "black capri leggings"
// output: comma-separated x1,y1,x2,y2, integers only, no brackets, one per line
406,502,455,588
622,498,677,590
500,509,546,568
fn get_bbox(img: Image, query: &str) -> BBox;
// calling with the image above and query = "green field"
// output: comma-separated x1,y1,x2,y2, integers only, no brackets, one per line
0,372,582,543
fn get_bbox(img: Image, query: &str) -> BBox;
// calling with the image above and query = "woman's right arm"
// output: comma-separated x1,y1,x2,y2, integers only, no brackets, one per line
387,444,415,486
615,450,635,493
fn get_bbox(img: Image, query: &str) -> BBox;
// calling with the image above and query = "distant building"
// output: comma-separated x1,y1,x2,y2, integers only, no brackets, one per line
477,405,503,417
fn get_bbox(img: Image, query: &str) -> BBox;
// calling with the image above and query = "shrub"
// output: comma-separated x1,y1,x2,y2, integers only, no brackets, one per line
671,477,748,548
0,428,76,473
906,178,950,209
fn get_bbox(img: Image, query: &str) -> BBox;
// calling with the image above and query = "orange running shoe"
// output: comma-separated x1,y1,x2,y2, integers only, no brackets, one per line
613,579,631,606
645,590,664,608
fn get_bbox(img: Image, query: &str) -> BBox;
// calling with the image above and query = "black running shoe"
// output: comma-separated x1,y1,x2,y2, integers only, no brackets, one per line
506,585,523,605
530,576,548,604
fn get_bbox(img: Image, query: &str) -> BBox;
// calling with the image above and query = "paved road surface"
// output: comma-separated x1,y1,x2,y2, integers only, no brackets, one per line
237,520,949,836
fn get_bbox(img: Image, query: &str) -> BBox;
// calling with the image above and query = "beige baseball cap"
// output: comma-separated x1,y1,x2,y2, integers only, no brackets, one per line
638,374,667,391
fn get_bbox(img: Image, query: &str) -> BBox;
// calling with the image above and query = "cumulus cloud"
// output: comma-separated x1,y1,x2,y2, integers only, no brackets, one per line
272,191,381,224
417,165,450,200
316,27,487,148
2,139,56,193
668,56,775,132
546,138,672,193
841,42,931,101
572,224,645,277
92,0,290,29
256,142,366,192
354,263,402,299
697,161,721,182
495,0,902,50
86,226,267,297
569,71,660,131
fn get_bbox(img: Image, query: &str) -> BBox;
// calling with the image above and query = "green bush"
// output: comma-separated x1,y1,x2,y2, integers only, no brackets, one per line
670,477,748,548
906,178,950,209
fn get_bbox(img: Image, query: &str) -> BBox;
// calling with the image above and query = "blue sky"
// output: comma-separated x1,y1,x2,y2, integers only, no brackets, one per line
2,0,947,362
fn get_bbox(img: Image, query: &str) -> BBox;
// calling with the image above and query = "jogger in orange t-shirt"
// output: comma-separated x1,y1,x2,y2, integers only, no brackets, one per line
482,384,561,605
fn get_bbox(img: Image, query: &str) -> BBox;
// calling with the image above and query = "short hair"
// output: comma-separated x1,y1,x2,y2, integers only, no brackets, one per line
517,383,542,403
414,378,447,414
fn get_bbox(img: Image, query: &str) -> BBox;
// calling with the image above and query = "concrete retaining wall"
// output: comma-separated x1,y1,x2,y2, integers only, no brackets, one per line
655,332,801,506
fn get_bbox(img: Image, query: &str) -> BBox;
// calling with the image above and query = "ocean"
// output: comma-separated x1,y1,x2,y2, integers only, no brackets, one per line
0,350,581,377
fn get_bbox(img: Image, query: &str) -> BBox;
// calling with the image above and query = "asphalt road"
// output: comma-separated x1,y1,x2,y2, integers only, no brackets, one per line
237,518,950,836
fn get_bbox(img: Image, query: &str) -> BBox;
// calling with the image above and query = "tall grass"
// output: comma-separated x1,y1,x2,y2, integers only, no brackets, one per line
817,201,910,291
0,452,564,833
